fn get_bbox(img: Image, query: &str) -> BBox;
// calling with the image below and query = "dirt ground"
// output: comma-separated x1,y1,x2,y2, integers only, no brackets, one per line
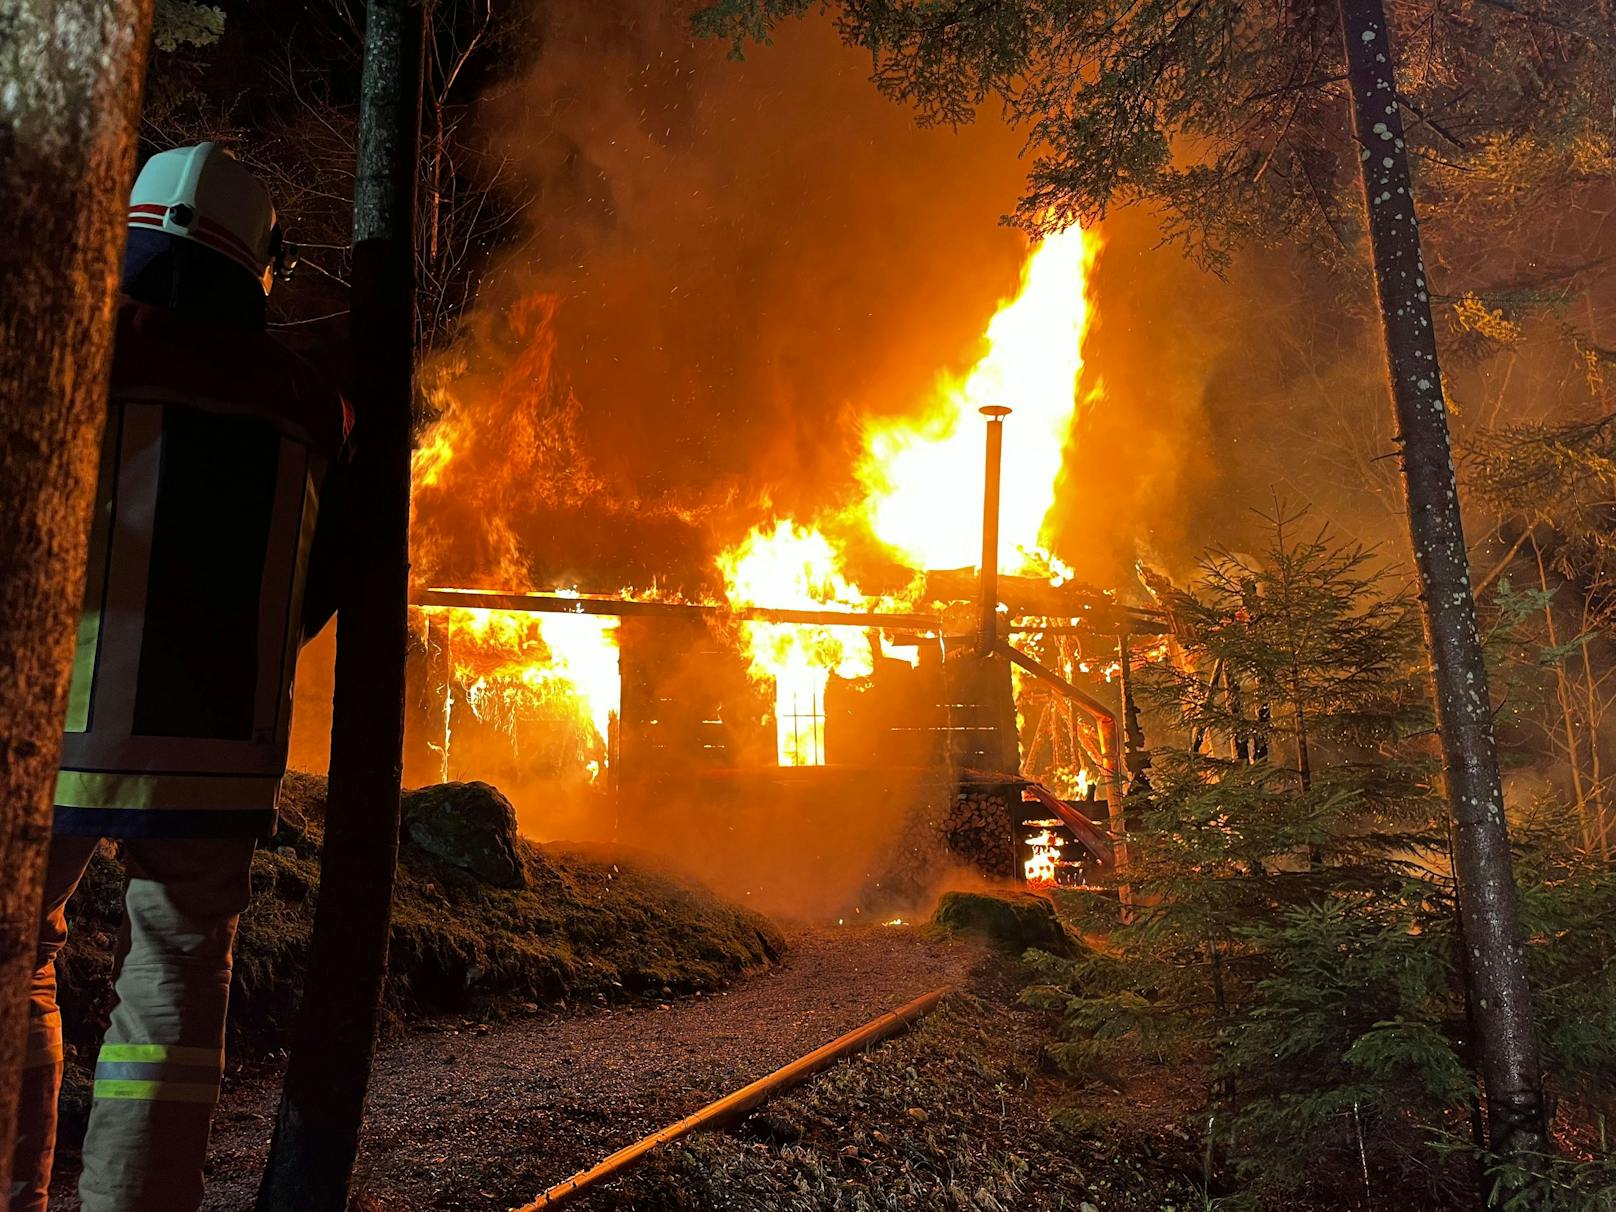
48,924,979,1211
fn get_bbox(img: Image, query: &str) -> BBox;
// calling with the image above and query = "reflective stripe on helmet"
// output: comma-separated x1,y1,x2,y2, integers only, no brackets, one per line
54,771,281,813
194,216,261,267
128,143,278,294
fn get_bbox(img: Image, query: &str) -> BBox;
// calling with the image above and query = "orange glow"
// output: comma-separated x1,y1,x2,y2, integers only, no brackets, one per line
1023,820,1072,885
858,225,1099,574
421,605,620,777
715,521,875,766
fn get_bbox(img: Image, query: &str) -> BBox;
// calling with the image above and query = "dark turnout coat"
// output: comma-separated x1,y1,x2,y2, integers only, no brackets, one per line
53,298,351,840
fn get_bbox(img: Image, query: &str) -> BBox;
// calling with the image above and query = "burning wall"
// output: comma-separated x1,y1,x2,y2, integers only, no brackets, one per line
285,5,1179,911
398,219,1103,782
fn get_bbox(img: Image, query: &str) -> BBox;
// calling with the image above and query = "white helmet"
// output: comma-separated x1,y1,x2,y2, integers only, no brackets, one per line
128,142,294,295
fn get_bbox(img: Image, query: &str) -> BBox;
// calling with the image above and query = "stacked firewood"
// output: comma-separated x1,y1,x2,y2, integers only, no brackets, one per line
862,792,954,908
862,785,1021,908
945,789,1019,880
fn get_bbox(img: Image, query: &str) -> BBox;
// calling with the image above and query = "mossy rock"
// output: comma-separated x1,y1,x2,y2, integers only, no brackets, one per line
932,890,1074,957
401,780,526,889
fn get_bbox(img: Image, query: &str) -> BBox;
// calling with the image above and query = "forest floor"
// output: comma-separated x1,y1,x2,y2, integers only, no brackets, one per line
47,924,992,1210
50,916,1209,1211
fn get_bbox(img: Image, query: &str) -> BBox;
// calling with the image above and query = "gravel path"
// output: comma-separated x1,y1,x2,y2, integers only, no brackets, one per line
52,923,979,1210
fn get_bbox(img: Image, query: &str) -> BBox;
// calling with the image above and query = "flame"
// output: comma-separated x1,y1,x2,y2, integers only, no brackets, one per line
711,226,1099,767
857,225,1098,574
1023,822,1067,885
412,415,460,490
412,350,472,492
422,605,620,775
415,226,1100,777
716,521,875,766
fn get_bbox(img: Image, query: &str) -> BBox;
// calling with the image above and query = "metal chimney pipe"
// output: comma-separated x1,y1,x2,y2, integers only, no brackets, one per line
978,405,1012,654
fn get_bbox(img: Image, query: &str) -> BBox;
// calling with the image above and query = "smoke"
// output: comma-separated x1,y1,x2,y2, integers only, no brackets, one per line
407,1,1441,602
289,0,1616,890
410,2,1037,595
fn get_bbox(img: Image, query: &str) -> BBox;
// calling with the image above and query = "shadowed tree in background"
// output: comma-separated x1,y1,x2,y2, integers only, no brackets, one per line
0,0,154,1193
1474,416,1616,858
255,0,423,1206
695,0,1616,1186
139,0,531,353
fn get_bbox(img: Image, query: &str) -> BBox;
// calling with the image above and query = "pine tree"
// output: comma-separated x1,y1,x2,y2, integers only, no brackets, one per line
1027,511,1469,1203
1022,511,1616,1202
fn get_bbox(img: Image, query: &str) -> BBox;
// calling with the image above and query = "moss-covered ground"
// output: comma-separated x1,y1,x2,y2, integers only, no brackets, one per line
53,773,784,1144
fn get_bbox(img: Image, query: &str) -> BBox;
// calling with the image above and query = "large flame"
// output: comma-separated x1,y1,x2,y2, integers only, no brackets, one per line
858,224,1097,574
707,228,1098,764
421,605,620,776
412,225,1099,776
715,227,1099,765
716,521,875,766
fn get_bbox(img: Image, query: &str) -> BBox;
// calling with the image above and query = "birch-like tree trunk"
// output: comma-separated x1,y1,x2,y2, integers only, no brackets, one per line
0,0,153,1192
1340,0,1548,1174
255,0,423,1206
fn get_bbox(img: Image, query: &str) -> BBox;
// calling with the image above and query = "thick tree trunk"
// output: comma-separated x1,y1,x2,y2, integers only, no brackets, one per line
1340,0,1548,1173
255,0,423,1207
0,1,152,1193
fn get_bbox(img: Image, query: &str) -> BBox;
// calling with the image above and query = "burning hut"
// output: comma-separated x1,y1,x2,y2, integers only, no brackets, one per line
369,224,1166,910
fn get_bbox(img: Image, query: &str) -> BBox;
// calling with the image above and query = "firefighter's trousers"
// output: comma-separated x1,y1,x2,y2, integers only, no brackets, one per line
11,835,255,1212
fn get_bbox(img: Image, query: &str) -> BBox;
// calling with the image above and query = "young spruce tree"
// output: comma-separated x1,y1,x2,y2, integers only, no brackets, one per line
1028,508,1474,1205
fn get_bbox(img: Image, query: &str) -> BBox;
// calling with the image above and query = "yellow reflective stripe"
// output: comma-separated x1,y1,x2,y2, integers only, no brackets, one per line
96,1043,221,1066
68,425,118,734
63,610,101,734
55,771,280,812
93,1079,218,1104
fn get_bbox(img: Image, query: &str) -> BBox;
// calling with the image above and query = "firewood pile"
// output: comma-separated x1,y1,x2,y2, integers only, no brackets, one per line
945,788,1019,880
863,782,1021,907
864,793,954,908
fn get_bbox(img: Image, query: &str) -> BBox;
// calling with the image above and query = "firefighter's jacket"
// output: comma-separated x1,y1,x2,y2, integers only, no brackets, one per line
54,299,352,840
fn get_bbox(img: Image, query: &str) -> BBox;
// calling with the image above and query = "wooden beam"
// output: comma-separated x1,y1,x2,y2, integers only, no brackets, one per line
411,587,943,632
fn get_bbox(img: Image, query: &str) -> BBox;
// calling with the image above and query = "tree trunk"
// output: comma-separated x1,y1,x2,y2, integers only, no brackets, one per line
1340,0,1548,1174
1290,665,1311,792
1531,538,1593,849
1116,634,1149,789
0,1,153,1193
255,0,423,1207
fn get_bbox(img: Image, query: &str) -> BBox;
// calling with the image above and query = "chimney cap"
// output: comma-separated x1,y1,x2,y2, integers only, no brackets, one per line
979,405,1013,419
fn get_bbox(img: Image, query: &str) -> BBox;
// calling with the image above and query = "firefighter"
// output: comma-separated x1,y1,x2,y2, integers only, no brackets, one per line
10,143,350,1212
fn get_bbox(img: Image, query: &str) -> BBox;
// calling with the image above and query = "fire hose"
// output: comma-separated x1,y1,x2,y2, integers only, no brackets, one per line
509,984,953,1211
